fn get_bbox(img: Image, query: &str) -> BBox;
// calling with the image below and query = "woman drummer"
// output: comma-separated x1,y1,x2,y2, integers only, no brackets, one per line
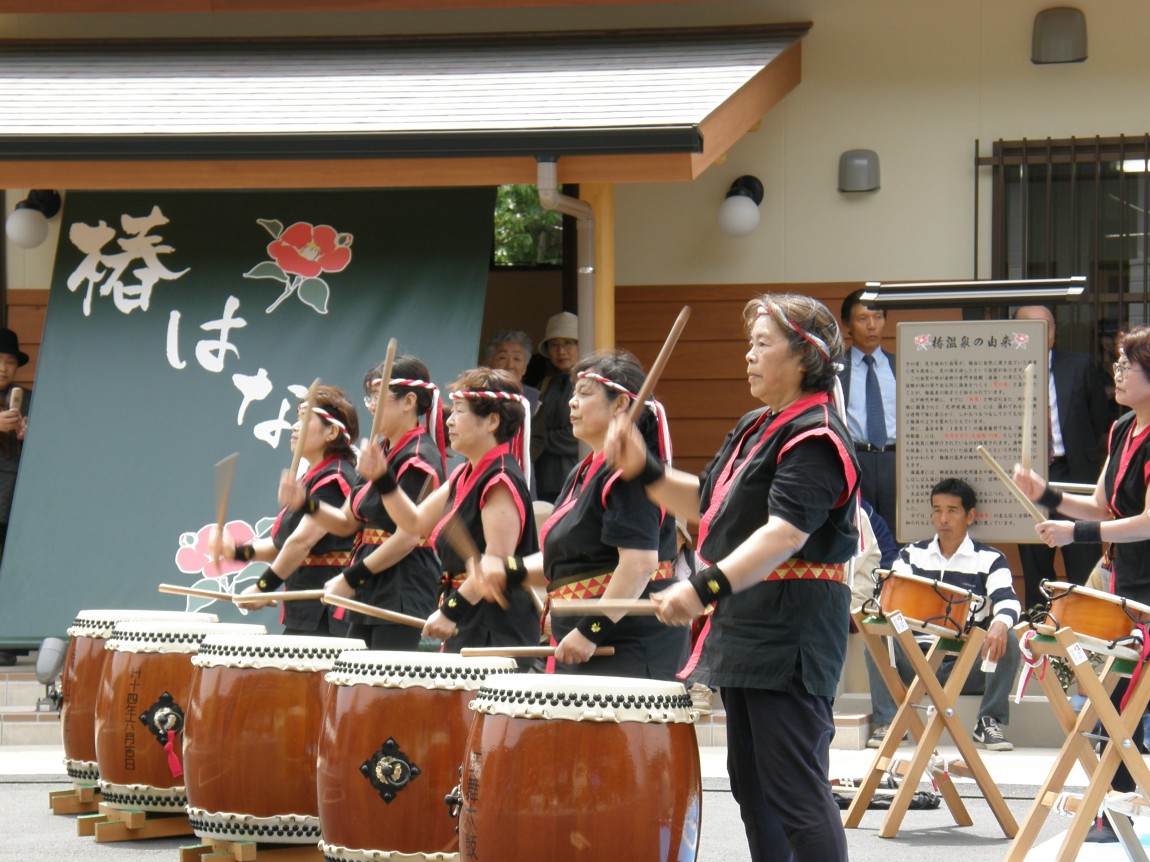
359,367,539,651
1013,325,1150,827
221,385,360,636
279,356,447,650
475,350,688,678
605,294,857,862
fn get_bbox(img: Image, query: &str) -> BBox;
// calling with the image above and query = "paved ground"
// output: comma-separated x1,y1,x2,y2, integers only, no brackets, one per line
1,744,1144,860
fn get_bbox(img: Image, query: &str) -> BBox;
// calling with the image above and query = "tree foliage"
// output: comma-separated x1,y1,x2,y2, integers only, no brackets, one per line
493,184,563,266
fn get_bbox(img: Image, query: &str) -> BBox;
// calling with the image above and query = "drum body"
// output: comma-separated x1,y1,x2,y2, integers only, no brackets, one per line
318,651,519,861
183,634,366,844
94,621,266,812
877,571,977,638
1041,581,1150,656
460,675,701,862
61,609,217,782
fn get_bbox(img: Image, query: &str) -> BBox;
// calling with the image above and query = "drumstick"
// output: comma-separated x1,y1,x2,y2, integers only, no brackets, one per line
1020,362,1036,473
976,445,1046,525
321,593,426,628
234,589,326,603
549,598,659,617
460,646,616,658
441,513,509,610
368,338,398,444
159,583,236,602
627,306,690,423
288,378,322,479
212,452,239,566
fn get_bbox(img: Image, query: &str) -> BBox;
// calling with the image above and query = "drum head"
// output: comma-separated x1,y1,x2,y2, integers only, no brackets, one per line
107,621,267,654
470,673,695,724
68,610,218,639
326,649,518,690
193,634,366,672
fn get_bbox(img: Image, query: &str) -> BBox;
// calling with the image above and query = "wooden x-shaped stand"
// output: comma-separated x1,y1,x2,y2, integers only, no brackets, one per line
1004,624,1150,861
846,608,1018,839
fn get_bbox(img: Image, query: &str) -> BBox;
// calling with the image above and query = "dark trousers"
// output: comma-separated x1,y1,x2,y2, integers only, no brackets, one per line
1018,458,1102,610
855,447,897,534
723,675,848,862
348,621,422,651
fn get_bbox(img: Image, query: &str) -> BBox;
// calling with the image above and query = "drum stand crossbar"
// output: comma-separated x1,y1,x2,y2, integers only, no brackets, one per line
47,781,101,815
846,609,1018,839
76,802,192,842
1004,623,1150,862
179,839,323,862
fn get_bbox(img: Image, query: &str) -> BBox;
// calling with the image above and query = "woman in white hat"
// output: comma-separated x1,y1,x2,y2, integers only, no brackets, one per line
531,311,580,502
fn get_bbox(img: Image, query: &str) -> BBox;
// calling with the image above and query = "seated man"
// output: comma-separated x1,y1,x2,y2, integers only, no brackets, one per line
869,477,1021,751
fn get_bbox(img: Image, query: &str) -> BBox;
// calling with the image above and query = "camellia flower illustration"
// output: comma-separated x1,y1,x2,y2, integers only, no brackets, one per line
175,520,256,579
243,218,354,314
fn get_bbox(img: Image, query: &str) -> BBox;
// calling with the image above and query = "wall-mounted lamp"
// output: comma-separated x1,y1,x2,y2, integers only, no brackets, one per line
1032,7,1086,64
861,275,1086,309
838,150,880,193
718,175,763,237
6,190,62,250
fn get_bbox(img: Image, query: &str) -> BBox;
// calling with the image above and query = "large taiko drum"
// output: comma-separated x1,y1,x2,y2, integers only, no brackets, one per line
61,609,218,783
94,620,266,812
318,651,519,861
877,570,982,638
183,634,366,844
459,674,701,862
1037,580,1150,657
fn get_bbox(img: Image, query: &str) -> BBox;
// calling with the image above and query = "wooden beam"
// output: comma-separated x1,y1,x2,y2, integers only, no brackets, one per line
0,0,697,11
581,183,616,350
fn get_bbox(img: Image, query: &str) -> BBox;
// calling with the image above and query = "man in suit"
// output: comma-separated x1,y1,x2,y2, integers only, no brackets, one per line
1013,306,1110,609
839,290,898,531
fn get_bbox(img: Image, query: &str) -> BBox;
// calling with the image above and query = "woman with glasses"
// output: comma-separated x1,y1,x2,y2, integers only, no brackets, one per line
217,385,360,636
1013,326,1150,843
278,356,447,650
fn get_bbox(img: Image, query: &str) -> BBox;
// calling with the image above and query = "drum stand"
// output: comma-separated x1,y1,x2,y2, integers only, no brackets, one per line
1003,623,1150,862
845,609,1018,839
48,782,101,815
179,839,323,861
76,803,192,842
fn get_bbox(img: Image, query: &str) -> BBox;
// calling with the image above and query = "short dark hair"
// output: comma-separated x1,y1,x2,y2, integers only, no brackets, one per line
841,289,884,324
931,477,976,513
448,367,525,444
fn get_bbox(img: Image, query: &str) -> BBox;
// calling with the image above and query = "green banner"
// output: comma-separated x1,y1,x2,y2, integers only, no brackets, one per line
0,188,494,644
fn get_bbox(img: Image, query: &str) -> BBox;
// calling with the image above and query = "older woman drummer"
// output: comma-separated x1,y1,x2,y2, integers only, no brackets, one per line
1013,325,1150,837
605,294,858,862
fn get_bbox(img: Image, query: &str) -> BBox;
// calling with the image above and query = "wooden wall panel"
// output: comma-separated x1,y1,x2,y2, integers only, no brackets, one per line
6,290,49,390
615,282,961,476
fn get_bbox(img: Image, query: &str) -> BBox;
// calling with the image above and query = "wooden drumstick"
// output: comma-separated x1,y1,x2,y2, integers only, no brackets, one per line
159,583,236,602
976,445,1046,525
234,589,327,603
627,306,690,423
460,646,616,658
368,338,398,444
212,452,239,566
321,592,426,628
288,378,322,479
549,598,659,616
1020,362,1036,473
442,513,509,609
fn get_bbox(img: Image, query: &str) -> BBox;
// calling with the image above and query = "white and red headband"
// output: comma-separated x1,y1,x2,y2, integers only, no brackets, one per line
448,388,532,489
575,370,673,464
372,376,446,465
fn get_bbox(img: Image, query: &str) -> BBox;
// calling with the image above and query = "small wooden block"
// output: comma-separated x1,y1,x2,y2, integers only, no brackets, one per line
48,789,101,815
76,813,108,836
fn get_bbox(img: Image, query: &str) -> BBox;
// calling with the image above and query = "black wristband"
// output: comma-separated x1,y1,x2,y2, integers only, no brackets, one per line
439,589,475,623
576,616,616,645
373,470,399,496
688,564,733,606
234,543,256,562
1073,520,1103,544
341,559,374,589
636,449,666,487
256,568,285,592
503,555,527,588
1037,486,1064,511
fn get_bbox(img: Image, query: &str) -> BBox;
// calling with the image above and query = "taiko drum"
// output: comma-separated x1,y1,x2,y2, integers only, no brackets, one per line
1039,581,1150,652
317,651,519,861
94,620,266,812
458,674,702,862
60,609,217,783
182,634,365,845
877,571,979,638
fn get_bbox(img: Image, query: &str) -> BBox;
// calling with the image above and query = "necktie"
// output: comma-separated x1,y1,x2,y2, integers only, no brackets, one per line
863,353,887,448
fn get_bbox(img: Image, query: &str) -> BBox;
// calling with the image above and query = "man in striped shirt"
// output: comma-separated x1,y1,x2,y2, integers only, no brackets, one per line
887,477,1021,751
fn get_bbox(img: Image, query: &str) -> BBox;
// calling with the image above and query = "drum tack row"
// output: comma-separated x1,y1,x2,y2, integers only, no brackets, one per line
52,609,704,862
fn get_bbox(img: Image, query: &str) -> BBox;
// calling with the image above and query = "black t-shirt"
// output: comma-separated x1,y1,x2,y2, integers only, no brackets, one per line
1104,411,1150,604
